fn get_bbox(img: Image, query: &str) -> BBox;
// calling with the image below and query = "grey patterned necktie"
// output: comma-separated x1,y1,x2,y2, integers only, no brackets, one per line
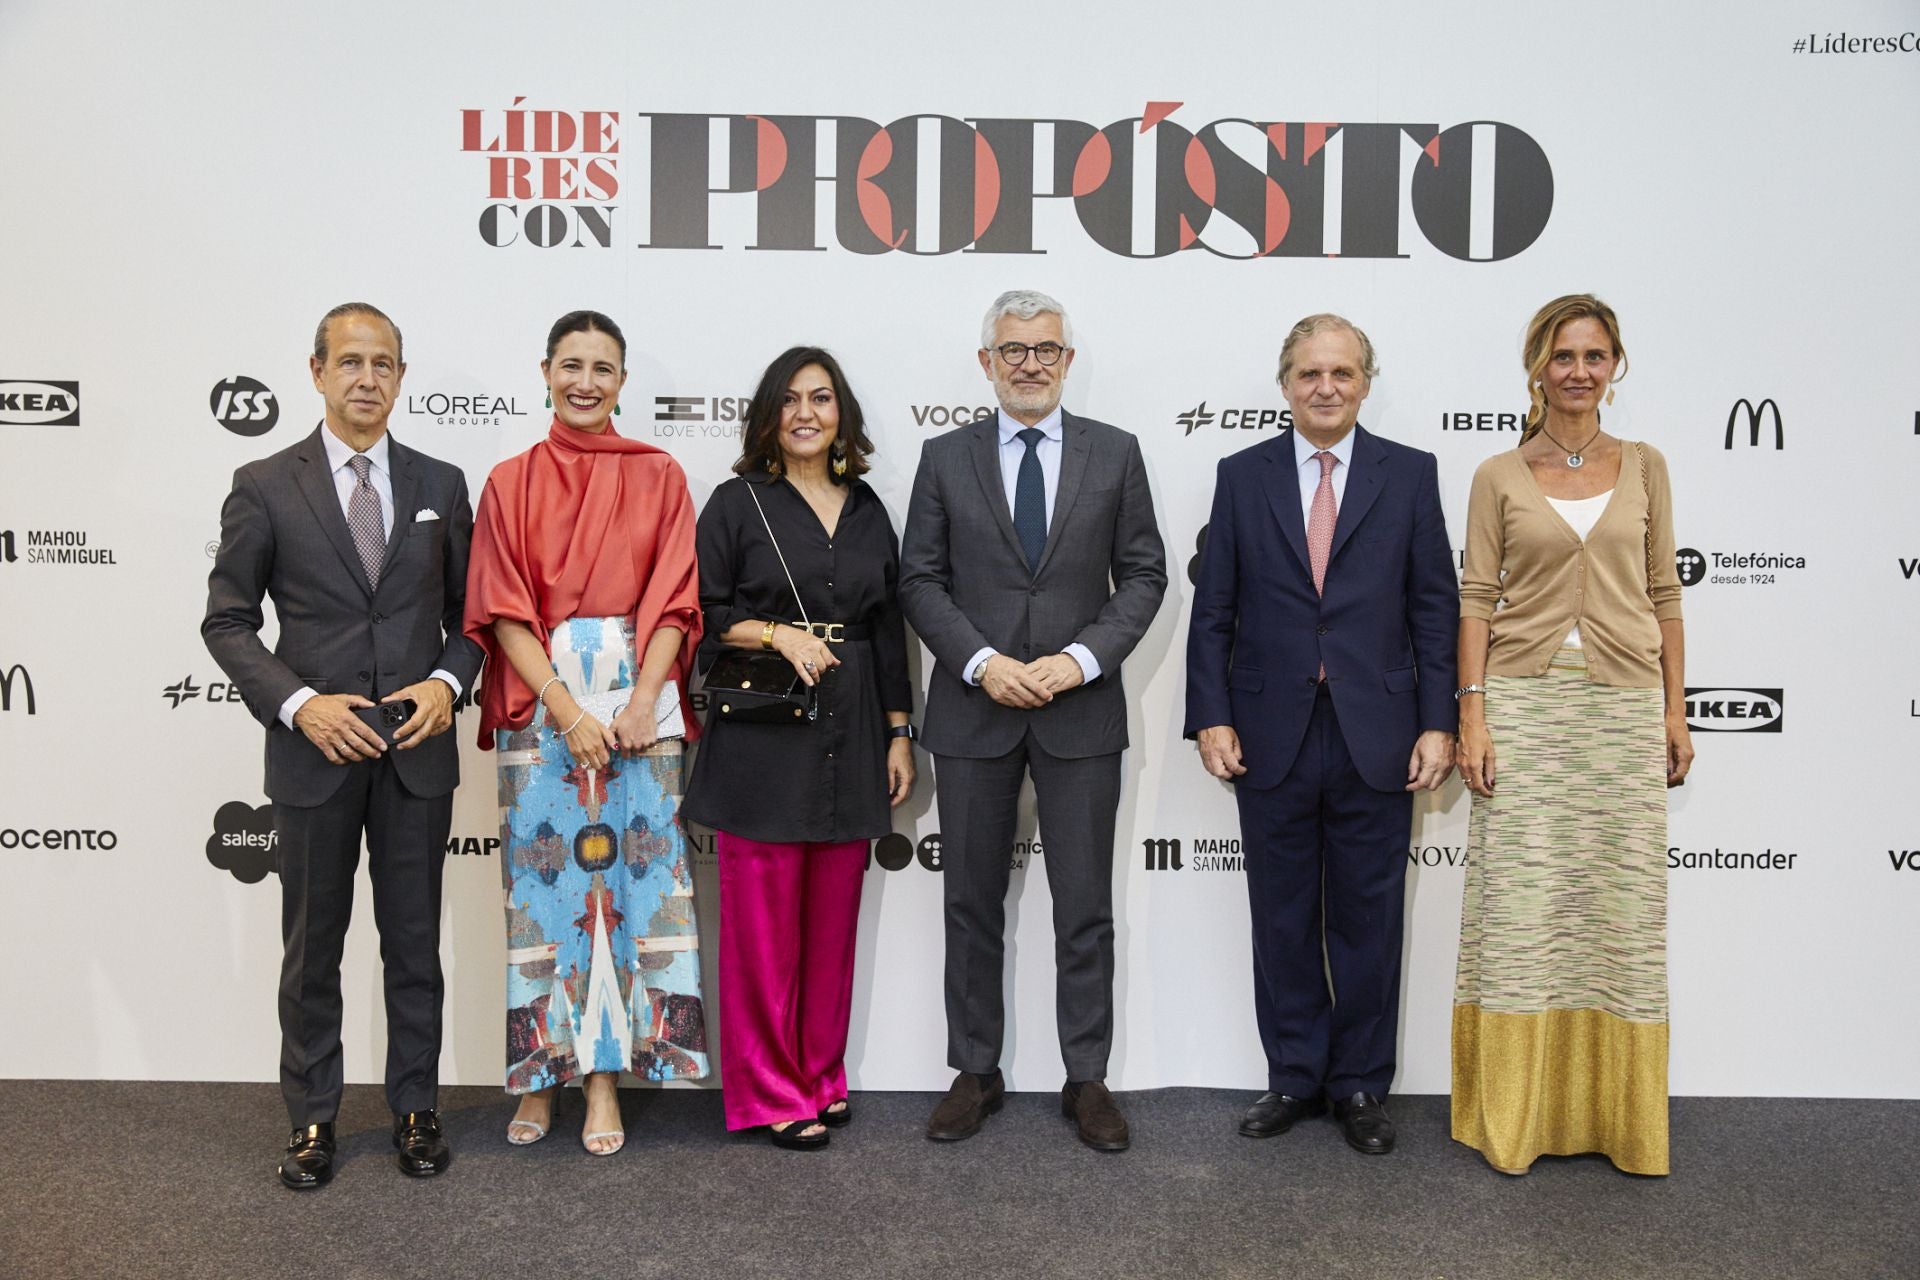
346,454,384,589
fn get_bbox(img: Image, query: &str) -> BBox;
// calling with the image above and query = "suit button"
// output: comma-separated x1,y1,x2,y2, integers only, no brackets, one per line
1030,588,1039,596
358,671,371,683
371,612,385,624
1316,624,1328,635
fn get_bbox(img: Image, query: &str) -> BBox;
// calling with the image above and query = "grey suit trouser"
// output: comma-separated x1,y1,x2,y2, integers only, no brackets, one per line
274,754,451,1126
936,731,1121,1081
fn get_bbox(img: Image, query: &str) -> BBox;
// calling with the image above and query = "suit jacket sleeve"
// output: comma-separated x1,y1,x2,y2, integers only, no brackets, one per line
897,444,993,674
1068,432,1167,674
434,470,485,690
201,465,303,728
1407,450,1459,734
1183,457,1240,736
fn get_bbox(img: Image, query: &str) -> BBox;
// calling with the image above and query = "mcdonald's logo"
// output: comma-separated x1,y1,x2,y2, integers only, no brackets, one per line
1725,398,1784,450
0,664,35,714
1143,837,1183,871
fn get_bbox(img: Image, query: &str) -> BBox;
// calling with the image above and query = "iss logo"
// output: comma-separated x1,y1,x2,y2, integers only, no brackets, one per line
1675,548,1706,587
210,376,279,437
0,380,80,426
1724,397,1783,450
1683,687,1784,733
208,801,278,883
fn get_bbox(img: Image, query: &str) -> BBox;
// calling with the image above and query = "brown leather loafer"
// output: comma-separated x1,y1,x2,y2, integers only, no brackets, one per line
927,1070,1003,1141
1061,1080,1130,1152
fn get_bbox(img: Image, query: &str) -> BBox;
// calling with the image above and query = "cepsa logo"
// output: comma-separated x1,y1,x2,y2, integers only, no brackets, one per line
461,100,1553,262
1177,402,1293,436
0,380,80,426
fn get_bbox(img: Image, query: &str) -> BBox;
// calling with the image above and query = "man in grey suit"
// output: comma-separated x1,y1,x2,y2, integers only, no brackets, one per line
900,289,1167,1151
203,303,483,1189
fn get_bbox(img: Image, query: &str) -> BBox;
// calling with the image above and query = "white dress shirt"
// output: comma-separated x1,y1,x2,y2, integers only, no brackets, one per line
278,426,462,728
1293,425,1355,520
962,407,1101,687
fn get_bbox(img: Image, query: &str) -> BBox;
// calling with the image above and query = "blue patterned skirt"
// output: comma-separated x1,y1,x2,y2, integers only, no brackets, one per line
495,615,709,1091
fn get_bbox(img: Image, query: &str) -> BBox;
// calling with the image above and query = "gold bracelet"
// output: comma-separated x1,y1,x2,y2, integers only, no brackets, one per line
761,620,778,650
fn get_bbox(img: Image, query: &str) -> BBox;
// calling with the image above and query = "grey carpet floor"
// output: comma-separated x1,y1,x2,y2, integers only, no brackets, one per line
0,1082,1913,1280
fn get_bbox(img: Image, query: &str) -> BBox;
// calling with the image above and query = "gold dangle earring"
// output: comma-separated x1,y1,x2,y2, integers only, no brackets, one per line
830,442,848,477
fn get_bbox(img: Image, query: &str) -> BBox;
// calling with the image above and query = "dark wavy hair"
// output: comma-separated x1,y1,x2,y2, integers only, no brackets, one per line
733,347,874,483
544,310,627,365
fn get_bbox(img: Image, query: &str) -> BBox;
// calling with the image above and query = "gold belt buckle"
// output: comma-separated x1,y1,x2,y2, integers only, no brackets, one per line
794,620,844,643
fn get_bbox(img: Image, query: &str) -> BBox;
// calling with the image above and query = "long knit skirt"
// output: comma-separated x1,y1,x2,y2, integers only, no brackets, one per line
1452,648,1670,1175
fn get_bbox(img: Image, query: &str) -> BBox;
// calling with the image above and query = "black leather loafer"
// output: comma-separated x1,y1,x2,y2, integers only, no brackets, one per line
1331,1091,1396,1154
1238,1092,1325,1138
927,1070,1004,1141
280,1123,336,1190
393,1109,452,1177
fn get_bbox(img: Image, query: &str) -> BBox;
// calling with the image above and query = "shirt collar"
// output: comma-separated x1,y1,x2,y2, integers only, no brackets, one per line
321,423,391,478
997,405,1064,445
1293,424,1357,471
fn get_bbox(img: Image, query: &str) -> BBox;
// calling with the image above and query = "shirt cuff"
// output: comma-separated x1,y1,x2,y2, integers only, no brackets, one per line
962,646,996,686
1064,643,1101,684
279,687,318,730
429,669,463,699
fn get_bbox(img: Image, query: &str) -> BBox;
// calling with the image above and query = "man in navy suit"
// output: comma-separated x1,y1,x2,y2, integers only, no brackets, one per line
1184,314,1457,1154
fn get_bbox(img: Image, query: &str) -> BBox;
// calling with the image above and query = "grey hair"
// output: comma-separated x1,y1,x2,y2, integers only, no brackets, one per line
314,301,404,366
979,289,1074,350
1275,313,1377,386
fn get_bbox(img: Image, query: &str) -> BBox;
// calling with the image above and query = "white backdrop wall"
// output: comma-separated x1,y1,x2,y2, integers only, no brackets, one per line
2,1,1915,1099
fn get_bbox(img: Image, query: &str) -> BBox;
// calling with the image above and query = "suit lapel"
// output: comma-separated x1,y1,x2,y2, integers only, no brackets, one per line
293,424,375,600
1034,412,1090,577
969,415,1028,566
1328,425,1386,562
380,435,422,586
1262,430,1313,578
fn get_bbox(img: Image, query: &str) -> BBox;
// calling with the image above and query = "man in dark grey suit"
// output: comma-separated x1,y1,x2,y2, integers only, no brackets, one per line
204,303,483,1189
900,289,1166,1151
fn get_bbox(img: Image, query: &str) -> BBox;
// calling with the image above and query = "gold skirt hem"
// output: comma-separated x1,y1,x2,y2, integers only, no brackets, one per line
1451,1003,1669,1176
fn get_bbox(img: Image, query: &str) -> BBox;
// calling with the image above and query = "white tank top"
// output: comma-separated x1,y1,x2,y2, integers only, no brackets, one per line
1545,490,1614,648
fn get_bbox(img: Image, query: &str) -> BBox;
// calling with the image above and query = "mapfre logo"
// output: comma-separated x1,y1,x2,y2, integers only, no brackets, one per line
207,801,277,883
0,380,80,426
210,376,279,437
1684,687,1784,733
0,663,35,714
1724,397,1783,449
462,101,1554,262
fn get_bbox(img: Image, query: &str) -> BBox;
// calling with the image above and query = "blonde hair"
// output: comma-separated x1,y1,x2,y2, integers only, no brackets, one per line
1521,294,1626,439
1276,313,1379,387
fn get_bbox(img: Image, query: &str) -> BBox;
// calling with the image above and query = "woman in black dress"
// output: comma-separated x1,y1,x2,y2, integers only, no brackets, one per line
681,346,915,1149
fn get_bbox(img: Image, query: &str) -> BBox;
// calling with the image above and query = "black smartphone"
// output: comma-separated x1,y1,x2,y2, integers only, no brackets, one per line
353,699,418,744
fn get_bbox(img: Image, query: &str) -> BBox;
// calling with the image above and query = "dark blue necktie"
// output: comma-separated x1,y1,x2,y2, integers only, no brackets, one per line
1012,426,1047,571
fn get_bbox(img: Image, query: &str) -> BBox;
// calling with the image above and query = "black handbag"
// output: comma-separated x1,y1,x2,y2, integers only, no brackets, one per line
705,481,818,725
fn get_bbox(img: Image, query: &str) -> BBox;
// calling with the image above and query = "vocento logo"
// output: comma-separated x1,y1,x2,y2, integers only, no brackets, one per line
462,101,1554,262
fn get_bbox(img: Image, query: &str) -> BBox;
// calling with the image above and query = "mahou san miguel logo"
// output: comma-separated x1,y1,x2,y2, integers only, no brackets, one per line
461,100,1553,261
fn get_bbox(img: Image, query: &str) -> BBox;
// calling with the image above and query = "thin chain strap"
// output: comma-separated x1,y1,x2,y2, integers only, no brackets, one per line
743,482,812,630
1635,441,1656,589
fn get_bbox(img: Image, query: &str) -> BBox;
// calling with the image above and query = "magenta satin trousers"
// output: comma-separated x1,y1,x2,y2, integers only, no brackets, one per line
715,831,867,1130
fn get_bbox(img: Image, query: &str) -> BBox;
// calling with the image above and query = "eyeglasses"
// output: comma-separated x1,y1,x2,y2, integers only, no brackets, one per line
991,341,1066,367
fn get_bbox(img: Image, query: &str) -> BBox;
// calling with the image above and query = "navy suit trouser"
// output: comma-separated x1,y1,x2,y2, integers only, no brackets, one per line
1237,684,1411,1099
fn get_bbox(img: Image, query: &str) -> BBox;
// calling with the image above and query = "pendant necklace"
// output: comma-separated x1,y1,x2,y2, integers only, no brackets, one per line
1538,423,1601,469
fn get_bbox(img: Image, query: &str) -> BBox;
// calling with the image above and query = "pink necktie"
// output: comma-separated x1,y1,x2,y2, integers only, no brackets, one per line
1308,450,1336,679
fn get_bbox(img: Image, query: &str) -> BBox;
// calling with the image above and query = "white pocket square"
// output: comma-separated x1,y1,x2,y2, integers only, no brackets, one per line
414,508,441,522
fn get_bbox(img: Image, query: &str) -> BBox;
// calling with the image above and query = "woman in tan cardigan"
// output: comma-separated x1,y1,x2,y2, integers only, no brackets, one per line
1451,294,1692,1176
